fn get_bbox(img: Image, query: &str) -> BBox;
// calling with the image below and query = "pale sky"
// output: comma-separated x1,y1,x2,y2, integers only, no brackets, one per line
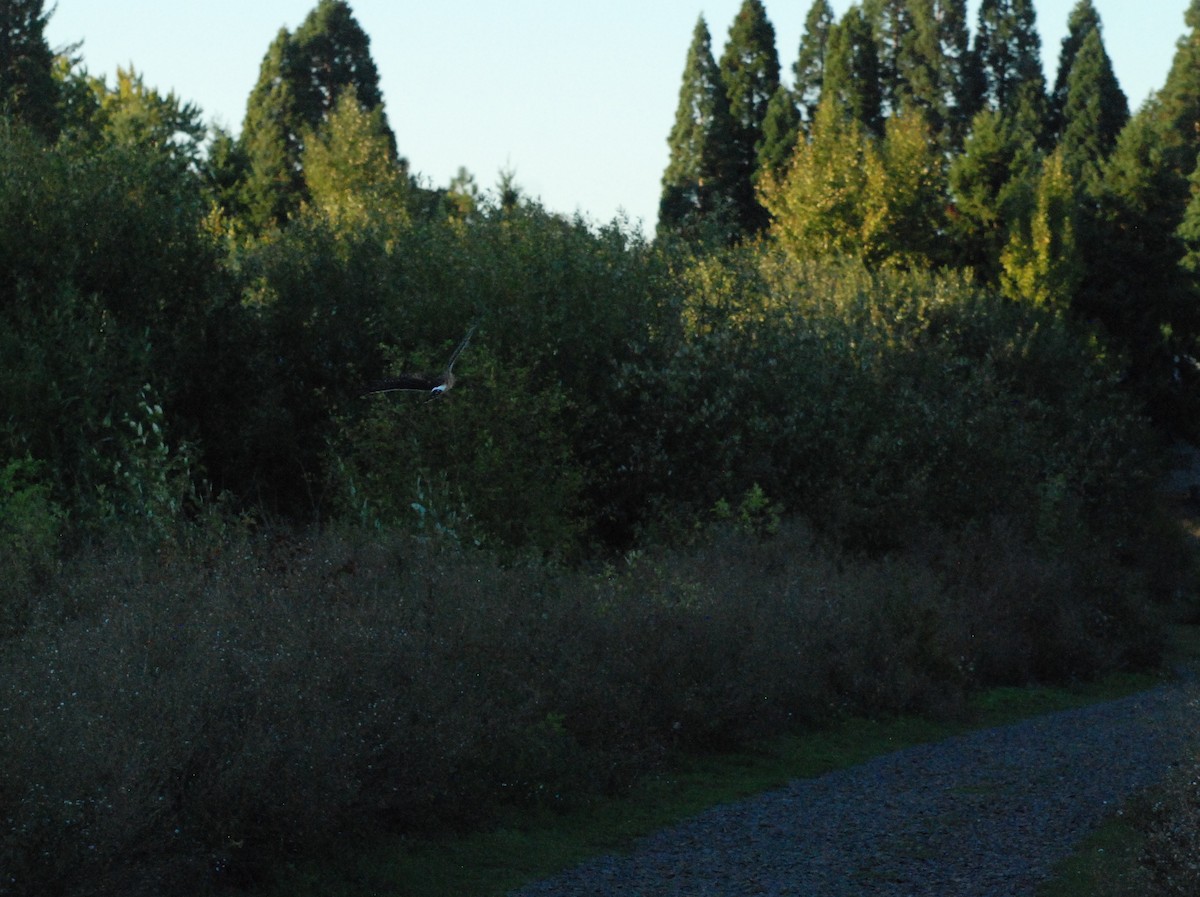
45,1,1191,234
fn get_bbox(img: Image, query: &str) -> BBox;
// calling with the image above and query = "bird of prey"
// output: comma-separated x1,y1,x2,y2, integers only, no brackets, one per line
360,325,477,400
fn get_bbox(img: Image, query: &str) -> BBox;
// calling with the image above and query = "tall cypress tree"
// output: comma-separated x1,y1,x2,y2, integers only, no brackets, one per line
1157,0,1200,183
240,28,303,229
659,16,738,241
822,5,883,137
794,0,834,129
0,0,58,140
863,0,913,117
757,85,801,185
719,0,781,234
903,0,978,149
1084,105,1197,429
1059,28,1128,186
1049,0,1102,138
974,0,1047,144
239,0,394,231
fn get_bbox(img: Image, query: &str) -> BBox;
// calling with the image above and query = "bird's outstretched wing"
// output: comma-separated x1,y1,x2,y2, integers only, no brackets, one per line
444,324,477,375
359,375,442,396
360,324,478,398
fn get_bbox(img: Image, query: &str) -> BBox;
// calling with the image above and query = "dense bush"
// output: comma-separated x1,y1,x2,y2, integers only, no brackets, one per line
0,512,1171,896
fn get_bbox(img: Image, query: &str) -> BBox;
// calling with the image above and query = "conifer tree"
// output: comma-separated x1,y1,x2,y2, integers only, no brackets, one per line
863,0,915,117
1082,104,1197,428
757,85,801,185
822,5,883,137
1059,28,1128,186
903,0,978,149
974,0,1047,144
1156,0,1200,185
948,108,1037,279
1049,0,1102,137
240,28,303,229
794,0,834,128
239,0,394,230
719,0,781,234
659,16,738,241
0,0,58,140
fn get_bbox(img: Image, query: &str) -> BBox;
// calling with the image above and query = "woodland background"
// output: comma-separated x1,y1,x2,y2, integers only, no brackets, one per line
2,1,1200,894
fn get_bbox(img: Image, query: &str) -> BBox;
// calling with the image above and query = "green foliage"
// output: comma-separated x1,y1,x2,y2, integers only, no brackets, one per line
0,0,59,140
0,121,219,529
89,384,199,536
1049,0,1102,137
1058,28,1128,187
301,86,410,234
658,16,739,243
756,84,800,186
761,97,870,260
948,107,1038,279
860,109,949,267
1000,147,1082,308
763,105,946,268
239,0,394,231
0,455,62,635
337,343,585,557
901,0,978,150
822,5,883,136
58,65,208,173
793,0,834,128
718,0,781,233
975,0,1047,142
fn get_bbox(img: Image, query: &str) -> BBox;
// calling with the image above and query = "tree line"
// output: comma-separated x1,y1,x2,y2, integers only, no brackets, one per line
0,0,1196,556
661,0,1200,433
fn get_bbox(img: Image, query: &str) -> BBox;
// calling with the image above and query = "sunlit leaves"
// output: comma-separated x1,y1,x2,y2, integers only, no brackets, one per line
302,87,410,235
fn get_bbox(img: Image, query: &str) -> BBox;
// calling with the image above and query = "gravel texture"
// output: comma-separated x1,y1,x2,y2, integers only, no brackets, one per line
511,683,1198,897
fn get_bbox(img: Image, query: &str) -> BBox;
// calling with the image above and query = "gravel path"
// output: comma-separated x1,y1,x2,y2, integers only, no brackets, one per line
511,682,1198,897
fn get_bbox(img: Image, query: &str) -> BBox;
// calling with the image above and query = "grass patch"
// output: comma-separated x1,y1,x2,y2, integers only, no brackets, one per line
1036,815,1153,897
263,669,1165,897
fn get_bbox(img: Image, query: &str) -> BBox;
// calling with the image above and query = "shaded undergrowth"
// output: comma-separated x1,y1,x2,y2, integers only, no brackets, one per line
0,509,1180,897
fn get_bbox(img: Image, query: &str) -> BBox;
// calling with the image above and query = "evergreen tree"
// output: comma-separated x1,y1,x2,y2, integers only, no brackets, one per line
757,85,801,185
0,0,58,140
719,0,781,234
288,0,391,144
240,28,303,229
794,0,834,128
1059,28,1128,186
974,0,1047,144
948,108,1037,279
864,0,913,116
1176,149,1200,275
1083,104,1197,428
903,0,978,149
659,16,738,241
822,5,883,137
239,0,394,230
1156,0,1200,184
1049,0,1102,137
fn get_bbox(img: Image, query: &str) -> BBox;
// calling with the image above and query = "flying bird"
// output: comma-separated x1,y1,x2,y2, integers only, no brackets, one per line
360,325,477,400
